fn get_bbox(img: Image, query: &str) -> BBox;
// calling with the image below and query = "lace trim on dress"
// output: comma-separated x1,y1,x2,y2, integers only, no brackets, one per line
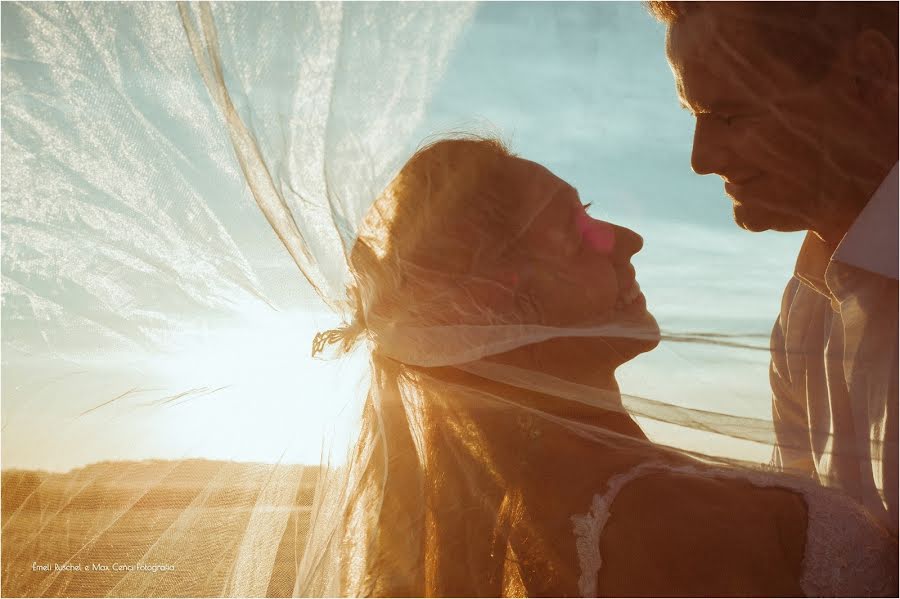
570,462,667,597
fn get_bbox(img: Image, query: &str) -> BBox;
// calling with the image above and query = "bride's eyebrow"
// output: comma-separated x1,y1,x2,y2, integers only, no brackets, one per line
568,188,584,223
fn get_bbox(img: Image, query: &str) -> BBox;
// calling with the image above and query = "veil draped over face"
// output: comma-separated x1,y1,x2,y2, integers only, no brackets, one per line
2,2,889,597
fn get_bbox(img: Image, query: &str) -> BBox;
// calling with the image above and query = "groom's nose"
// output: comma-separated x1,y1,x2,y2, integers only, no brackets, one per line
691,115,730,176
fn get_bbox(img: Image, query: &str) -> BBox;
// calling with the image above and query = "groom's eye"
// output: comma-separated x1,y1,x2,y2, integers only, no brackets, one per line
713,107,759,127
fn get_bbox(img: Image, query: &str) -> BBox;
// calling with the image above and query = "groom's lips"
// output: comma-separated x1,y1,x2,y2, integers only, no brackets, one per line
724,175,761,202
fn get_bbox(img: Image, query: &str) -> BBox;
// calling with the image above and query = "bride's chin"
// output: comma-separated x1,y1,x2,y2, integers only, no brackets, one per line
610,310,662,358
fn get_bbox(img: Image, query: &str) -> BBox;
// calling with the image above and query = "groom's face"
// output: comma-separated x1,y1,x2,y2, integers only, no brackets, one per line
665,7,854,234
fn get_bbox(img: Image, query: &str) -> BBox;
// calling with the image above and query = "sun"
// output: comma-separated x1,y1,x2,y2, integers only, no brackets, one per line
142,302,368,467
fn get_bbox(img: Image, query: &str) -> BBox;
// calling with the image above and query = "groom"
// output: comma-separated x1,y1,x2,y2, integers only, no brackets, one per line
651,2,898,533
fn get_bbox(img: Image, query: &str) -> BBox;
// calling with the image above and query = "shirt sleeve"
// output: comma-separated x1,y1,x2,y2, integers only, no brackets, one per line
882,351,898,533
769,278,816,477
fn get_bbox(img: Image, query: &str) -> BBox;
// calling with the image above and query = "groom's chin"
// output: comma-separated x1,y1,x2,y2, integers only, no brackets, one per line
733,203,806,234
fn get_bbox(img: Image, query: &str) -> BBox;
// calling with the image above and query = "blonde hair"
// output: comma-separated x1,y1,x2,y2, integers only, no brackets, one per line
349,136,516,336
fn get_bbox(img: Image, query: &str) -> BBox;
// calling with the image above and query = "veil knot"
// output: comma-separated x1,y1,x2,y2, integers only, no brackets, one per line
312,316,366,359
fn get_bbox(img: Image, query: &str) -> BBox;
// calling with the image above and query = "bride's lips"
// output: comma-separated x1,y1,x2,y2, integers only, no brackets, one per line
614,265,645,313
616,280,645,312
624,291,647,314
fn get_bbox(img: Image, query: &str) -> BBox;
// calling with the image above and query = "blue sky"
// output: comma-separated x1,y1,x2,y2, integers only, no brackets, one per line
1,2,803,470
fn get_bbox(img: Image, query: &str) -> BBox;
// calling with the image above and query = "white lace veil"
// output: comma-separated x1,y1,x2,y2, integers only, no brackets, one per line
2,2,891,597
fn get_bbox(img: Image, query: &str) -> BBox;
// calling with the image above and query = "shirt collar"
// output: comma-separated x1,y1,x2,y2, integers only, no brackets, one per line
832,162,899,280
794,162,899,305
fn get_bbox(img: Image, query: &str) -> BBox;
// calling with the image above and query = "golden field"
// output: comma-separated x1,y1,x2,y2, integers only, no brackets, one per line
2,460,317,597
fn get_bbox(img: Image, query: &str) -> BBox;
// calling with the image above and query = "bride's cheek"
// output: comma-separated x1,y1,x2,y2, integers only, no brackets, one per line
581,267,618,311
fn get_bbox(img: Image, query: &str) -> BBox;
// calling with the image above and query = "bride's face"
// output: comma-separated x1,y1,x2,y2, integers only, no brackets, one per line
497,157,660,363
367,140,659,370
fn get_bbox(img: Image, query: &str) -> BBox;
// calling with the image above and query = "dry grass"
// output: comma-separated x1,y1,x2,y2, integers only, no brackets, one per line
2,460,318,597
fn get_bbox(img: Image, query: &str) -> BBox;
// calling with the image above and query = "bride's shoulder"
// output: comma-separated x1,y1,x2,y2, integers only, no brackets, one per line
573,461,896,597
599,467,807,552
576,464,808,596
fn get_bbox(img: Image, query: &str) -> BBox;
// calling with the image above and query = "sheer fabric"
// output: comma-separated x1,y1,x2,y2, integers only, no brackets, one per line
3,3,471,595
2,2,896,597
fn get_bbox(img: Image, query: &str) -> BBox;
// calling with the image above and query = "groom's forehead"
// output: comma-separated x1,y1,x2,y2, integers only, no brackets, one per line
666,10,797,111
665,3,771,56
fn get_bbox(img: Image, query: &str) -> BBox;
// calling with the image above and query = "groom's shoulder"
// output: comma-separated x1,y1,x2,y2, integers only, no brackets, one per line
774,276,809,330
779,276,803,314
770,274,830,360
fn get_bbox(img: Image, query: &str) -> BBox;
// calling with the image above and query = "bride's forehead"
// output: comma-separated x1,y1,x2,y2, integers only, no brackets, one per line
503,157,573,206
508,156,562,183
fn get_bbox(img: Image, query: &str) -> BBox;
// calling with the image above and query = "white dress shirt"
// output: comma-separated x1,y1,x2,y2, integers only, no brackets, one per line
770,163,899,534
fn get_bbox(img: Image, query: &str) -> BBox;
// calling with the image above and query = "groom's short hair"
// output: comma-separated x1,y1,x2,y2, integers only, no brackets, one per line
647,1,899,83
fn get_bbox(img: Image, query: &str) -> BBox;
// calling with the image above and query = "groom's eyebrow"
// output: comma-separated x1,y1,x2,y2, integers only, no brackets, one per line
681,94,751,117
679,97,709,116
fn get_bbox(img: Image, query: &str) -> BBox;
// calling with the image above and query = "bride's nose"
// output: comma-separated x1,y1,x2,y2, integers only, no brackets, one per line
578,211,643,260
612,224,643,261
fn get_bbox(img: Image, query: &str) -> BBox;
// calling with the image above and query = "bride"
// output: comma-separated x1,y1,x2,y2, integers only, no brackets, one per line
314,136,898,597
